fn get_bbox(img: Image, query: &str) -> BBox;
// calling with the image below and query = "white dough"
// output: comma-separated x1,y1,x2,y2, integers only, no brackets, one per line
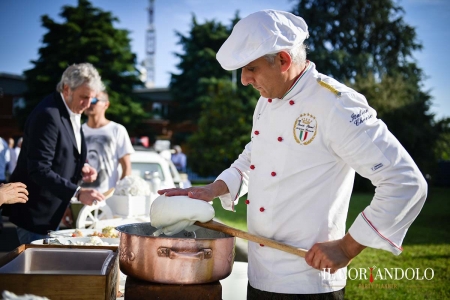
150,195,215,236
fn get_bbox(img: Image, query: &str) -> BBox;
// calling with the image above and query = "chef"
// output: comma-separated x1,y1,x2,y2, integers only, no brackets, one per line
159,10,427,299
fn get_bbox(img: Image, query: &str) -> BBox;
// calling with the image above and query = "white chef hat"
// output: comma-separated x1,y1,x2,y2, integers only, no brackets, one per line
216,10,309,70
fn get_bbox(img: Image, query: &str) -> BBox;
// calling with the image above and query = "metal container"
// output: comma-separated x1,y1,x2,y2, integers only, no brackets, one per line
116,222,236,284
0,248,114,275
0,245,120,300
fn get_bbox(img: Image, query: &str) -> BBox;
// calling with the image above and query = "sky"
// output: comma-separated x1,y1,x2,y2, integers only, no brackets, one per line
0,0,449,120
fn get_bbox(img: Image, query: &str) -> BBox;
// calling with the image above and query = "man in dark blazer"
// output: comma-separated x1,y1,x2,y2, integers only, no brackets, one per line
8,63,107,244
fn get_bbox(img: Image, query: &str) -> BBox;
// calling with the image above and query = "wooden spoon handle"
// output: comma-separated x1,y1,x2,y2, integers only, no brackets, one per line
103,187,115,199
194,220,308,258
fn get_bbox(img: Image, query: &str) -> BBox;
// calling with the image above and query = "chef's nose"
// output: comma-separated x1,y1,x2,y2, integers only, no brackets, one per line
241,69,253,86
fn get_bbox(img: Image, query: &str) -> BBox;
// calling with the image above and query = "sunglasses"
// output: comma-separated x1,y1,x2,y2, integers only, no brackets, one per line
91,97,106,105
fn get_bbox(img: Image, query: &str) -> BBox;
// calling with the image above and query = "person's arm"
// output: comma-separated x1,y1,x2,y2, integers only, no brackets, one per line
306,91,426,271
331,111,426,254
116,124,135,180
119,154,132,179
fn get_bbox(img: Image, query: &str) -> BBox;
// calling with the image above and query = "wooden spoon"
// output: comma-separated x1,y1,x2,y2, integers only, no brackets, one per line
194,220,308,258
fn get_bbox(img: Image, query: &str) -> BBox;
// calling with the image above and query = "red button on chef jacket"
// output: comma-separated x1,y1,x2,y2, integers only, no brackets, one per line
245,199,250,205
250,165,255,170
268,99,272,103
289,100,295,105
260,207,265,212
254,130,260,135
271,172,276,176
278,137,283,142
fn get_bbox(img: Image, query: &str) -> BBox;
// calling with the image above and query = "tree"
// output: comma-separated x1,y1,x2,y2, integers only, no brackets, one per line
19,0,146,131
169,13,261,175
433,118,450,161
291,0,422,82
187,78,258,176
291,0,441,180
169,14,240,122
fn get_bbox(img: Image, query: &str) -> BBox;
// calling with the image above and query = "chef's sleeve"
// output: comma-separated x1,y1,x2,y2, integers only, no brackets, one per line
215,141,252,211
327,92,427,255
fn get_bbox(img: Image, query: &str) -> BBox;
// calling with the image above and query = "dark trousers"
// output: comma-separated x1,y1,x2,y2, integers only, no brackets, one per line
247,282,345,300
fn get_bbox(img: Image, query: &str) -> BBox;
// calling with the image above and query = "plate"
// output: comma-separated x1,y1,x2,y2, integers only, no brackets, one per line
48,229,97,238
31,237,119,246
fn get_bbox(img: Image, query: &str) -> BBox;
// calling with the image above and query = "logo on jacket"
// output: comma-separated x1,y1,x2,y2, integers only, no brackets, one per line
293,113,317,145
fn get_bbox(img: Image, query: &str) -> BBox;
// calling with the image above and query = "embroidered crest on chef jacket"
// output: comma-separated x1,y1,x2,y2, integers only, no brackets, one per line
293,113,317,145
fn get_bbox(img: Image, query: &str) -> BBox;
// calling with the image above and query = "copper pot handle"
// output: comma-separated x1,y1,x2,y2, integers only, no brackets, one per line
157,247,213,260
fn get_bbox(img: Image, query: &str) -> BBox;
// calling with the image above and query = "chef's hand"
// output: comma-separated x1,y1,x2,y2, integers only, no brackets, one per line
81,164,97,183
0,182,29,206
78,188,105,206
305,233,366,274
158,180,229,202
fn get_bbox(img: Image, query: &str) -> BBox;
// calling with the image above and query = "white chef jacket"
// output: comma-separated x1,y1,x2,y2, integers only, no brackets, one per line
216,61,427,294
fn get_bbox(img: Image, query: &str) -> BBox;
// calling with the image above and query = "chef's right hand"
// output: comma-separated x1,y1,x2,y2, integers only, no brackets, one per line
158,180,229,202
78,188,106,206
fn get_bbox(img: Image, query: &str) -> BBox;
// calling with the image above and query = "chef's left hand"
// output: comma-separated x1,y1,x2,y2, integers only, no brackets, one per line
305,233,366,274
158,180,229,202
82,164,97,183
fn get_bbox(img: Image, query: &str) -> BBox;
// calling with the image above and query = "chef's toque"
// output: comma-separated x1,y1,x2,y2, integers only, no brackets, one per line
216,10,309,70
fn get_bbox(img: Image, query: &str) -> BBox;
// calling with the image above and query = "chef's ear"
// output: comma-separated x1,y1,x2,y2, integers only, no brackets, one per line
278,51,292,72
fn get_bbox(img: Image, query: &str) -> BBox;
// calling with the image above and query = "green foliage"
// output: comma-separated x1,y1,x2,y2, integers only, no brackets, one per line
291,0,445,180
169,13,240,122
170,12,260,176
291,0,421,82
187,78,258,176
433,118,450,161
19,0,146,131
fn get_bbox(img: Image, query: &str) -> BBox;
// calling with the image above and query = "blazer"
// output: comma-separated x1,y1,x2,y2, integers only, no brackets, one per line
8,92,87,234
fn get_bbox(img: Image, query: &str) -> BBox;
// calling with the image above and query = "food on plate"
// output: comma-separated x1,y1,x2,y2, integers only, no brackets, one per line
91,226,119,238
79,236,108,246
71,229,84,237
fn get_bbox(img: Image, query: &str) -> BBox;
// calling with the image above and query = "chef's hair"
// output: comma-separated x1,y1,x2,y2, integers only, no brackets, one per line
56,63,105,93
264,43,308,67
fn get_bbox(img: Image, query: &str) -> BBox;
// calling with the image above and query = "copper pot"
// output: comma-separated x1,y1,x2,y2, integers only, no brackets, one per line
116,222,236,284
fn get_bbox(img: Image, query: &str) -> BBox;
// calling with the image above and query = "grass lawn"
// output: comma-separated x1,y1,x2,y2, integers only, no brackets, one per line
211,187,450,299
